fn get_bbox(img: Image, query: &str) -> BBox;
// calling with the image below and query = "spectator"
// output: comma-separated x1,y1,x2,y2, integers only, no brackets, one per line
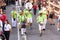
0,18,3,32
48,10,55,25
4,20,12,40
1,11,6,33
0,9,3,18
38,0,41,10
33,3,38,15
56,12,60,31
0,30,6,40
25,1,33,11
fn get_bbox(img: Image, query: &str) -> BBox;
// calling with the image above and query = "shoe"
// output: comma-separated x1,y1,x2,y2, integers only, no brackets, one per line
52,24,55,25
40,33,42,37
25,32,26,34
50,24,53,25
19,29,21,31
43,29,46,31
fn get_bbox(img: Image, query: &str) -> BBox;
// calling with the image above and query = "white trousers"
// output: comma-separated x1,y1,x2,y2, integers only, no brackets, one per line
42,19,47,29
38,24,43,30
27,18,32,23
12,18,16,27
21,28,26,35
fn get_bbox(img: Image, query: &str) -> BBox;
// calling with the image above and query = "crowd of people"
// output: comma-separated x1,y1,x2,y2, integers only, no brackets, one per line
10,0,60,37
0,0,60,40
0,9,12,40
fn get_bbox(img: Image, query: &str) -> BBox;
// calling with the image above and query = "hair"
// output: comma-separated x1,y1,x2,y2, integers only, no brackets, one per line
6,19,10,24
39,13,42,15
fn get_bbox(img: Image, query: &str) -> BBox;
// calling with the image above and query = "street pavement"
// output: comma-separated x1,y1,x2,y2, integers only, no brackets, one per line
6,5,60,40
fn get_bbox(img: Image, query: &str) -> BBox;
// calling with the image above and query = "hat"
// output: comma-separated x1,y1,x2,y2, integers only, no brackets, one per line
42,7,46,11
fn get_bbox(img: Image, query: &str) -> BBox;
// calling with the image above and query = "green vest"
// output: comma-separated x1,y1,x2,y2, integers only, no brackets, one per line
11,11,17,19
37,16,44,23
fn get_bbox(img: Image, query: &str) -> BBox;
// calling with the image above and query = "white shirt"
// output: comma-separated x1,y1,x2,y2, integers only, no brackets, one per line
4,24,11,31
25,2,33,9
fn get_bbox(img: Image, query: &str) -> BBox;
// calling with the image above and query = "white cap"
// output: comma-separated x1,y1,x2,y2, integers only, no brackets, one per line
42,7,46,11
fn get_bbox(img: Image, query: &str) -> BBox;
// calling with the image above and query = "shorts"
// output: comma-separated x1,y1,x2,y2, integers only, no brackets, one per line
21,22,26,28
21,28,26,34
38,24,43,30
27,18,32,23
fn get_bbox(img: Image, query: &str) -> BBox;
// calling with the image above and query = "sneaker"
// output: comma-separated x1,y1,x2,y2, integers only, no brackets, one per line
43,29,46,31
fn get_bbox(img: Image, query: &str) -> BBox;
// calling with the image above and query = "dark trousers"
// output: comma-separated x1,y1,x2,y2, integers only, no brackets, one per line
2,22,5,33
38,5,41,10
4,31,10,40
33,9,37,15
1,6,6,10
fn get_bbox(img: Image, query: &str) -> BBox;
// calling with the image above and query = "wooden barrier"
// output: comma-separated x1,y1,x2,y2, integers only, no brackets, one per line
46,0,60,14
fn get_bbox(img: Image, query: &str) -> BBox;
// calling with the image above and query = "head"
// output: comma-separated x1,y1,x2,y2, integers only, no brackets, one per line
5,20,10,24
39,13,42,16
20,10,24,15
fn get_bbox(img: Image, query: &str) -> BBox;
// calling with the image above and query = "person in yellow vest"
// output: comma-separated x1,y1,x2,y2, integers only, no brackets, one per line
38,7,48,30
42,7,48,30
11,7,17,28
18,10,27,35
37,13,44,36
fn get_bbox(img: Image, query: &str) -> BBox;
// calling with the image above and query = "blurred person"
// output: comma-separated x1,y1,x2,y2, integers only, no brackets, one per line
11,7,17,28
26,10,32,29
18,10,27,35
56,12,60,31
1,11,6,33
25,1,33,11
42,6,48,30
37,13,44,36
4,20,12,40
0,30,6,40
21,0,25,6
48,9,55,25
33,3,38,15
0,9,3,18
0,18,3,32
38,0,41,10
0,13,6,40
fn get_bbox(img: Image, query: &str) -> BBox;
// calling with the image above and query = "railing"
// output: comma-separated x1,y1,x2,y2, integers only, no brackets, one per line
47,0,60,14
